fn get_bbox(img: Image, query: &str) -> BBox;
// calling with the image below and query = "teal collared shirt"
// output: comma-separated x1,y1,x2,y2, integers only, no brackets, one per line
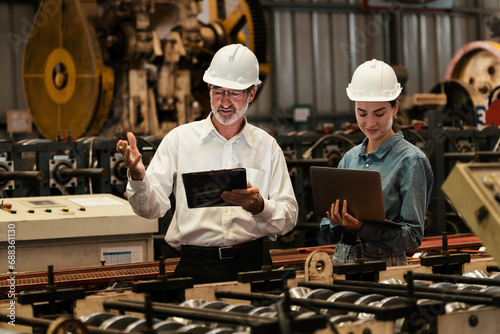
321,132,434,255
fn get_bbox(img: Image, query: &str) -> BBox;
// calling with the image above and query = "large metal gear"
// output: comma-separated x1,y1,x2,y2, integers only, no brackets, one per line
207,0,270,83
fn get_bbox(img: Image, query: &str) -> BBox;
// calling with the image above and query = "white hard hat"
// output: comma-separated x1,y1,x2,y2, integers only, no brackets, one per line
203,44,262,90
346,59,402,102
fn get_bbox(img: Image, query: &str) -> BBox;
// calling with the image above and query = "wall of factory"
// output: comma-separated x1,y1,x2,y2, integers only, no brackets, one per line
0,0,497,138
260,0,496,121
0,3,32,137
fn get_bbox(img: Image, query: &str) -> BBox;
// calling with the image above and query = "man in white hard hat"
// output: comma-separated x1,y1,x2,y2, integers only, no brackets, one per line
116,44,298,284
321,59,434,266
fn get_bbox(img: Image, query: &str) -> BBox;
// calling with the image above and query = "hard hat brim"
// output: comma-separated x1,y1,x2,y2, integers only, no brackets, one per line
203,71,261,90
346,87,402,102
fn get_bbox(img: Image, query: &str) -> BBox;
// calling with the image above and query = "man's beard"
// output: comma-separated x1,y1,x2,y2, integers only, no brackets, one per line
211,96,250,125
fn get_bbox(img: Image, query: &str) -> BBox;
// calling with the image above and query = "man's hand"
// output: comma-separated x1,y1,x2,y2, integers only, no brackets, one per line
220,182,264,215
326,199,363,232
116,132,146,181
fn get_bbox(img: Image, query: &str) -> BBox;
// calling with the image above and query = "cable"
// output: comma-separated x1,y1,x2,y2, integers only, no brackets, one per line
302,133,357,160
404,129,430,151
88,137,95,194
441,130,461,151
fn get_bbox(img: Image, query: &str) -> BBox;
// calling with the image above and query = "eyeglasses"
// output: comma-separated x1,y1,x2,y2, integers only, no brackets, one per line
210,86,251,99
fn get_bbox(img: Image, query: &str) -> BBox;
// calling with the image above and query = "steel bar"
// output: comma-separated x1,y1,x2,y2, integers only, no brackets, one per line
58,168,109,178
412,272,500,286
0,171,44,181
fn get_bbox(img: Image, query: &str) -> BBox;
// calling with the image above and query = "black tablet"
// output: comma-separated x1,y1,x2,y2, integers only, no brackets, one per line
182,168,247,208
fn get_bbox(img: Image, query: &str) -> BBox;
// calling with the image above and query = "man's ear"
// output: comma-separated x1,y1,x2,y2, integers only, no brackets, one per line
248,86,258,103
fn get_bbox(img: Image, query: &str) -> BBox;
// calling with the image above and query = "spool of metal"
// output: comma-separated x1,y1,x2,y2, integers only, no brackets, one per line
303,289,335,301
428,282,458,290
220,304,255,314
78,312,115,327
200,301,230,310
379,278,405,285
176,324,212,333
152,319,184,331
205,328,236,334
124,319,161,333
99,315,142,330
444,41,500,128
328,314,357,326
446,41,500,100
348,294,385,319
287,286,313,299
321,291,363,316
445,301,470,314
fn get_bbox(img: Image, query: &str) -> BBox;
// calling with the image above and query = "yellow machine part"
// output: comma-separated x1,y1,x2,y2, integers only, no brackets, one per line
23,0,114,140
208,0,271,84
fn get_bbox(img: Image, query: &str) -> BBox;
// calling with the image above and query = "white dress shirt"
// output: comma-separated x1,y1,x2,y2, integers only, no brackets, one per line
126,114,299,249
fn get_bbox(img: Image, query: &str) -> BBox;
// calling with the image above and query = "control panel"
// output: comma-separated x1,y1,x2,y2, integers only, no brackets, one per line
0,194,158,273
0,194,156,241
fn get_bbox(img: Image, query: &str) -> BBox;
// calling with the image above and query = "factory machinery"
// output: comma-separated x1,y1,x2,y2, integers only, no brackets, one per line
4,0,500,332
1,232,500,334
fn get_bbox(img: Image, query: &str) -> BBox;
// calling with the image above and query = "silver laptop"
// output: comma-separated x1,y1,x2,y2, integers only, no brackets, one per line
310,166,395,224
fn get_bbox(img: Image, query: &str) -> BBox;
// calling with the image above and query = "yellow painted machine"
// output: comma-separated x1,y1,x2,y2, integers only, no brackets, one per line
22,0,270,140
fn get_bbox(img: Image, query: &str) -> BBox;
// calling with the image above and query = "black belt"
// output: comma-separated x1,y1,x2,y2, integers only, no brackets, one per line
340,231,358,246
181,238,264,260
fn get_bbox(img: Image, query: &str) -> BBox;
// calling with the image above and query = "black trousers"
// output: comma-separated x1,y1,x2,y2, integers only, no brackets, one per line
174,238,272,284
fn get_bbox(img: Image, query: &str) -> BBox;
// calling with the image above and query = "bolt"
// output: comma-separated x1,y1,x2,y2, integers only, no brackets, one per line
469,315,478,327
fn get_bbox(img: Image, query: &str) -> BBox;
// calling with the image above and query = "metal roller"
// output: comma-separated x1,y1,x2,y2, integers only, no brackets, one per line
347,293,385,319
153,319,184,331
444,301,470,314
219,304,255,314
328,314,357,326
98,315,142,330
124,318,161,333
303,288,336,301
176,324,212,333
204,328,235,334
321,291,362,316
77,312,115,327
200,301,230,311
172,299,208,326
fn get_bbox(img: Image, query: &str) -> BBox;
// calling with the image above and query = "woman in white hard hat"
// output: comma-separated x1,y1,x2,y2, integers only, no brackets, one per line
321,59,434,266
116,44,298,284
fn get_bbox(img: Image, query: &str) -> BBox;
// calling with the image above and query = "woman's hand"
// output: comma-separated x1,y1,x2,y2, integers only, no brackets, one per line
326,199,364,232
